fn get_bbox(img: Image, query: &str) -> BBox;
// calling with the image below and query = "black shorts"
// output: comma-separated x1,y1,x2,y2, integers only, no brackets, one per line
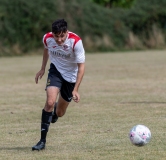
46,63,75,102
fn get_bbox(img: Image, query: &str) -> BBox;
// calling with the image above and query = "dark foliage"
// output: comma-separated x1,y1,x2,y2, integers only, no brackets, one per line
0,0,165,56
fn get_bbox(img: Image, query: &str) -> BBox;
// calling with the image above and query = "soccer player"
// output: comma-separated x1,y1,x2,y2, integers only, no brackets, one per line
32,19,85,151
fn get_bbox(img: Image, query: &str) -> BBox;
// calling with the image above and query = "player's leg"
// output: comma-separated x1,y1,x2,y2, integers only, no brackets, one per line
56,95,70,117
57,79,76,117
32,63,62,151
51,102,58,123
41,87,59,141
52,79,75,122
51,94,70,123
32,86,59,151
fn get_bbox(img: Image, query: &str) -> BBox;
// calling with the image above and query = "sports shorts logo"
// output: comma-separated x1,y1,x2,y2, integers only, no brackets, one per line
68,97,73,101
47,79,50,86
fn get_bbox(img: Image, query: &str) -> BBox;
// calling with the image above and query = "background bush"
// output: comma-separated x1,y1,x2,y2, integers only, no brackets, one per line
0,0,166,56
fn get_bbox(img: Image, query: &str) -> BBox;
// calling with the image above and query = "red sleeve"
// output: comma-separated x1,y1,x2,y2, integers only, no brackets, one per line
43,32,53,47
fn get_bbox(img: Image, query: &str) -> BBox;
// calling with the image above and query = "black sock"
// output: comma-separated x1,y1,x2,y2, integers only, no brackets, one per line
40,109,52,143
52,102,58,122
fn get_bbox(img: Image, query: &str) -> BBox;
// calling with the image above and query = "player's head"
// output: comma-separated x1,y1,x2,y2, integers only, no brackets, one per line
52,19,67,35
52,19,68,45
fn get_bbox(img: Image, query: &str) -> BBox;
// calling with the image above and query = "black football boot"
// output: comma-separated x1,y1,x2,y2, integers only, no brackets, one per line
32,141,45,151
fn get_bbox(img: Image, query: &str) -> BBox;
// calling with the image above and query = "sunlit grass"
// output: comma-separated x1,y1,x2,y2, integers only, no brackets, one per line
0,50,166,160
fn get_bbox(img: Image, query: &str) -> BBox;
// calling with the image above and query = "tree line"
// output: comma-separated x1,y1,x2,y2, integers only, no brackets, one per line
0,0,166,56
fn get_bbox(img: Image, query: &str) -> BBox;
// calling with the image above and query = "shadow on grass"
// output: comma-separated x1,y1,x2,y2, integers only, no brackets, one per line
0,146,31,151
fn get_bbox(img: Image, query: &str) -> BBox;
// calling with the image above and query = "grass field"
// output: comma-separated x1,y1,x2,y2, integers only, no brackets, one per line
0,50,166,160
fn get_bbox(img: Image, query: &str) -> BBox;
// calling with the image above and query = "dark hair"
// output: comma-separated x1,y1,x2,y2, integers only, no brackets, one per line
52,19,67,34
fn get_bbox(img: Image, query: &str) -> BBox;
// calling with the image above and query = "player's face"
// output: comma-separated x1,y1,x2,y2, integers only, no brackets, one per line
53,31,68,45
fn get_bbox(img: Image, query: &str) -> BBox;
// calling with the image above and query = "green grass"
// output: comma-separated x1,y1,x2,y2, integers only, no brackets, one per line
0,50,166,160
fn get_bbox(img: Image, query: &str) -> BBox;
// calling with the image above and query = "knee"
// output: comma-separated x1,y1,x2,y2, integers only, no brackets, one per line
45,100,55,111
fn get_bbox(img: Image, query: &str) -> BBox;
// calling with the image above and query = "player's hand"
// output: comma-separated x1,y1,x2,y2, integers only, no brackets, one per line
35,69,45,84
72,91,80,103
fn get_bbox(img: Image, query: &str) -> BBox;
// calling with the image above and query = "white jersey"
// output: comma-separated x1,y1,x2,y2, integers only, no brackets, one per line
43,31,85,83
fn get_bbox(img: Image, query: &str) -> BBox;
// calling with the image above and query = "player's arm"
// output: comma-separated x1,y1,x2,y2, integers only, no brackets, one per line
40,48,49,71
35,48,49,84
72,63,85,102
72,39,85,102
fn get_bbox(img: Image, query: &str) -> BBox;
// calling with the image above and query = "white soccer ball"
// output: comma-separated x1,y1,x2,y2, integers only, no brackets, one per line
129,125,151,146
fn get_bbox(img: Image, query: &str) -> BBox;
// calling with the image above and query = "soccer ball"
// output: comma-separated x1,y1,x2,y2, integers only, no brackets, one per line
129,125,151,146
